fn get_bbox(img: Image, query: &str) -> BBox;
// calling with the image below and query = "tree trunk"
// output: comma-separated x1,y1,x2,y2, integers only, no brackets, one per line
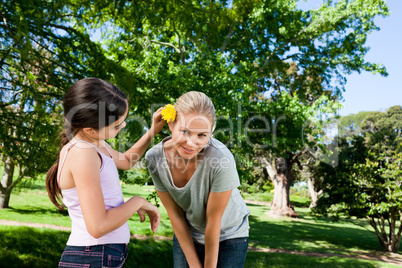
0,157,15,209
260,157,298,218
367,215,402,253
307,177,322,209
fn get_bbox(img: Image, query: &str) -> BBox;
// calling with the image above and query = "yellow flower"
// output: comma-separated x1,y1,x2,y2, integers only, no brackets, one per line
161,104,176,123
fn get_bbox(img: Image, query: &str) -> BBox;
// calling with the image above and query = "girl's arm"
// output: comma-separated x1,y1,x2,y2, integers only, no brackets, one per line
108,107,165,170
69,146,160,238
157,190,203,268
204,190,232,268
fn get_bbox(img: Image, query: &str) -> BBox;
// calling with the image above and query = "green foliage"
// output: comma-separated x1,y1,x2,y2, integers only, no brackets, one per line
2,0,390,184
0,0,122,199
118,168,151,185
290,183,310,199
311,106,402,252
339,111,372,136
90,0,388,181
145,190,160,208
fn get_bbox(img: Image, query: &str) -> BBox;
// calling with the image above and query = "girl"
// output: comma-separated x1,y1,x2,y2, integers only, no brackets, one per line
145,91,250,268
46,77,164,267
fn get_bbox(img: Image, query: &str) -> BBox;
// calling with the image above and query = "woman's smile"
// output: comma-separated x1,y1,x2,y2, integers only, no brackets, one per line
181,145,196,154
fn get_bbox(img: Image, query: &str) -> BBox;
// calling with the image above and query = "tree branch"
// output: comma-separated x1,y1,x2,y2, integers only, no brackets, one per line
396,214,402,247
1,13,17,48
367,216,385,246
189,36,201,53
150,40,181,54
173,21,186,65
220,26,234,52
257,156,277,183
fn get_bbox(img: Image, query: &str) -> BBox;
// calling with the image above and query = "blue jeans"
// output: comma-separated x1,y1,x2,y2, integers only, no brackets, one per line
58,243,128,268
173,235,248,268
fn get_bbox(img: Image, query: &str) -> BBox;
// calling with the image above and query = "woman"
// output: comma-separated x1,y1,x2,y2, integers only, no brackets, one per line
145,91,250,268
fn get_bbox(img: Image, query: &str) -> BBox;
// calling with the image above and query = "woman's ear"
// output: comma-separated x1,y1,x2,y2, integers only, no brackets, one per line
168,121,174,132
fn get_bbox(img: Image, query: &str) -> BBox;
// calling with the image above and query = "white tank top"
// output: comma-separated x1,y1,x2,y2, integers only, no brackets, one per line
58,140,130,246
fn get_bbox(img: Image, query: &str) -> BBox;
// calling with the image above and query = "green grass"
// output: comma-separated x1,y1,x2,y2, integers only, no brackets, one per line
245,251,399,268
0,225,173,268
0,225,398,268
0,178,401,267
242,191,311,207
247,204,384,254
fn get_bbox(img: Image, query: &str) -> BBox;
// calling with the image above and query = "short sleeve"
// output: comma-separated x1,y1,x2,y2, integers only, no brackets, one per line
210,153,240,193
145,152,167,192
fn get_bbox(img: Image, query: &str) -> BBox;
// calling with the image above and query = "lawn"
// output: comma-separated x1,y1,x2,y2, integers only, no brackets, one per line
0,178,400,267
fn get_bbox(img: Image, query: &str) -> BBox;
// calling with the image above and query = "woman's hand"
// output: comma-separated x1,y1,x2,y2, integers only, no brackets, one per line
150,107,165,137
137,200,161,233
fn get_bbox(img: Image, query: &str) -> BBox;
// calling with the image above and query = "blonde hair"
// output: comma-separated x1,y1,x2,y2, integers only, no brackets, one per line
175,91,216,129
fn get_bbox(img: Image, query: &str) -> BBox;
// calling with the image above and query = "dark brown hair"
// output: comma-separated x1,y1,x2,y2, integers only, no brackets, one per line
46,78,128,210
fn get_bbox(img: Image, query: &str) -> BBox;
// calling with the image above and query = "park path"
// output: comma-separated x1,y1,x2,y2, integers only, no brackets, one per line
1,219,401,265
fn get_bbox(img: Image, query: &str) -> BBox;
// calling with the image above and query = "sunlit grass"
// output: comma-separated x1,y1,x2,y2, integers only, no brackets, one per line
0,177,400,267
245,251,400,268
0,225,398,268
0,225,173,268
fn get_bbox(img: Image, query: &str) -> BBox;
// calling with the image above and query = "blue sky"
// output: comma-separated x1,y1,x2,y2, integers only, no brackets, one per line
339,0,402,116
298,0,402,116
314,0,402,116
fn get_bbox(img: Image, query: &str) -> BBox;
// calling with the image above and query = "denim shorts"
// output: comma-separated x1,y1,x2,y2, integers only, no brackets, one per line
173,235,248,268
58,243,128,268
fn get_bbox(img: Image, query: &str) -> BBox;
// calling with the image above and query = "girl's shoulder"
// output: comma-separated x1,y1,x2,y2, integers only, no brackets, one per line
60,141,102,165
62,141,100,154
58,141,102,182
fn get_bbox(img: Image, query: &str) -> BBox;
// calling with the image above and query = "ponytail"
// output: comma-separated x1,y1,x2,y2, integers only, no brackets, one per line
46,131,70,211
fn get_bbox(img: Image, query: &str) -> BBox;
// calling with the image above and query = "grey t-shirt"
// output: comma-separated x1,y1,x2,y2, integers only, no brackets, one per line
145,137,250,244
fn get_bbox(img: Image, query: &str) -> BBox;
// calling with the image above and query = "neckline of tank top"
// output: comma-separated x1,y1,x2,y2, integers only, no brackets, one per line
68,139,113,159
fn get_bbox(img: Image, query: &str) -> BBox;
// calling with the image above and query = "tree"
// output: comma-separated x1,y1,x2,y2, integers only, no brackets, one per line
254,91,340,216
0,0,118,208
338,111,372,136
312,106,402,252
81,0,389,217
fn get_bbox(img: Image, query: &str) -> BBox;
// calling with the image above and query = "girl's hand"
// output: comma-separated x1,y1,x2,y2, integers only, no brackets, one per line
150,107,165,136
137,201,161,233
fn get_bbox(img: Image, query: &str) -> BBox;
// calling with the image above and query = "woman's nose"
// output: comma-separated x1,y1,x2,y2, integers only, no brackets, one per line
186,136,196,147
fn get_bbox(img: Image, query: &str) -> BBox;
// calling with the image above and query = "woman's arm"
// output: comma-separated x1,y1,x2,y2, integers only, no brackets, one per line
204,190,232,268
109,107,165,170
69,146,160,238
157,190,203,268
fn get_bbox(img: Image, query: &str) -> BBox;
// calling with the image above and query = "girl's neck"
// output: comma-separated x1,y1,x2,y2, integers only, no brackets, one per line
72,133,104,147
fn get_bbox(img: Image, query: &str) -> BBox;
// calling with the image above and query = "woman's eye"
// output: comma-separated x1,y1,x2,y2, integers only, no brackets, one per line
199,134,206,137
181,130,188,134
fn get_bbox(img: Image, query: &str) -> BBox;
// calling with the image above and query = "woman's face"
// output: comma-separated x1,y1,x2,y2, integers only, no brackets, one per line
168,113,213,160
